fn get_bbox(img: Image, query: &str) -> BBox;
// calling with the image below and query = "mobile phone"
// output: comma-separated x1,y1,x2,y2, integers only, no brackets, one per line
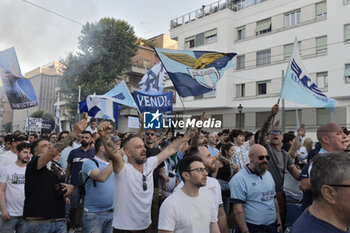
82,112,88,120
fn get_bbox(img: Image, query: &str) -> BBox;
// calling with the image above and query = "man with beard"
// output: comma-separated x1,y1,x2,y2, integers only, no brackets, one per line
158,156,220,233
81,137,114,233
23,121,84,233
230,144,282,233
174,145,229,233
98,122,197,233
0,142,31,233
66,131,95,231
259,104,300,229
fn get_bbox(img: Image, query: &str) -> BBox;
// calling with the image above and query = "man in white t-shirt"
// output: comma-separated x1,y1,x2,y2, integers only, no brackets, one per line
175,145,229,233
0,142,31,233
97,122,197,232
0,134,26,170
159,156,219,233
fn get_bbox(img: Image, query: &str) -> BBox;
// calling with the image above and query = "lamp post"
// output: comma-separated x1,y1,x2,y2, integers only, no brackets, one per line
238,104,243,129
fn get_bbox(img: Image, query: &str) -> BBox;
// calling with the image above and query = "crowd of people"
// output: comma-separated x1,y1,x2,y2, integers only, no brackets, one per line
0,104,350,233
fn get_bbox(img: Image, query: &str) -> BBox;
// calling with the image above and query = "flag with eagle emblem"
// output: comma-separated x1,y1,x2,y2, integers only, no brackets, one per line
155,47,236,97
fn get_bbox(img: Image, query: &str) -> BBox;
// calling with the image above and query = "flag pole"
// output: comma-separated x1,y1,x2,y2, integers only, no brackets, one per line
281,69,285,132
271,98,280,125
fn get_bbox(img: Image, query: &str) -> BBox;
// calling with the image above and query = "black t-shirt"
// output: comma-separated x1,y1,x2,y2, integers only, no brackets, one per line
23,156,66,219
145,144,164,188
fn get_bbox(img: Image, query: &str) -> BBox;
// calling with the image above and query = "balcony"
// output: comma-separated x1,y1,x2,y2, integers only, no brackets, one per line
170,0,266,29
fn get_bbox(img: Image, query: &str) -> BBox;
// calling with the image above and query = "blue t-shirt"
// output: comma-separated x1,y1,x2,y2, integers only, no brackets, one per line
82,156,114,212
230,166,276,225
208,146,219,157
290,208,348,233
67,147,95,186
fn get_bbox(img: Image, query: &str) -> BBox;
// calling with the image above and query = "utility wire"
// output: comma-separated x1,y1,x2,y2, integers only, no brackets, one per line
22,0,84,26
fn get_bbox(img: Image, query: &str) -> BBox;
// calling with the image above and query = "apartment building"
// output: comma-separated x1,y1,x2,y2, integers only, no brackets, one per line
168,0,350,136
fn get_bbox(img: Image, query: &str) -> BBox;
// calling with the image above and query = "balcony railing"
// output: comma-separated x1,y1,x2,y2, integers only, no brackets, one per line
170,0,266,29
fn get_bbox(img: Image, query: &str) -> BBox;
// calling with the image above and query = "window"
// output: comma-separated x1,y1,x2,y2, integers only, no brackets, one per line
283,42,301,60
285,110,302,126
345,64,350,83
236,55,245,69
205,29,217,44
257,80,270,95
143,59,150,69
346,0,350,4
256,111,270,128
185,36,195,48
285,9,301,27
195,33,205,47
256,18,271,35
212,114,223,128
256,49,271,66
317,108,330,125
316,36,327,54
185,29,217,48
237,26,246,40
316,72,328,89
316,1,327,18
345,24,350,42
236,84,245,98
235,113,245,129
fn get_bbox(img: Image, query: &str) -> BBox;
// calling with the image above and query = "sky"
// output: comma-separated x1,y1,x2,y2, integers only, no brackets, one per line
0,0,216,74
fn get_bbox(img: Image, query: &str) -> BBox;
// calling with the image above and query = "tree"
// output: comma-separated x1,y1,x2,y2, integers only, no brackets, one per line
4,122,11,133
30,110,54,121
60,18,138,119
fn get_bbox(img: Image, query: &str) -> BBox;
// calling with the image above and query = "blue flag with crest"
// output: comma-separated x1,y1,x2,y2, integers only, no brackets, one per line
280,38,337,112
0,47,38,109
154,48,236,97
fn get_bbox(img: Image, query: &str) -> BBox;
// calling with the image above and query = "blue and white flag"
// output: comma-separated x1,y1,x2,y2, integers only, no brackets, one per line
280,38,337,112
139,62,167,94
0,47,38,109
134,91,173,115
155,48,236,97
79,99,119,123
104,80,137,109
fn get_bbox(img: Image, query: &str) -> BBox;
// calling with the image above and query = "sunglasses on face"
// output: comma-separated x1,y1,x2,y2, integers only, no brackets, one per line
269,130,282,135
145,132,155,136
257,155,270,161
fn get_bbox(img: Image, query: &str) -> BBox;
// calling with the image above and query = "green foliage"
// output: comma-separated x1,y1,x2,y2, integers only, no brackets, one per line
30,110,54,121
59,17,138,119
4,122,11,133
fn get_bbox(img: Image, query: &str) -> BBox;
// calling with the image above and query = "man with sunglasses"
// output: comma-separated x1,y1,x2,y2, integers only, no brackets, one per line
158,156,220,233
98,122,197,233
259,104,301,229
291,152,350,233
230,144,282,233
